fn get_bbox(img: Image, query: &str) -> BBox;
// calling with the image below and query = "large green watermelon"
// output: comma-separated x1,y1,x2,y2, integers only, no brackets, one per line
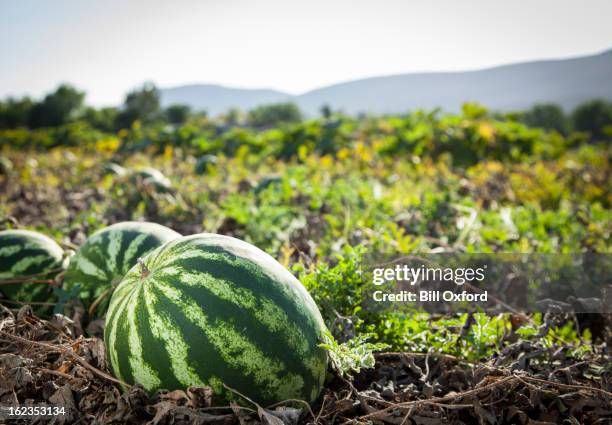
104,233,328,405
63,222,180,314
0,229,65,302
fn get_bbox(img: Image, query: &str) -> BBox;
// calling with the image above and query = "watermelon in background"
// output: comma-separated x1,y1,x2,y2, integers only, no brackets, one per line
0,229,65,305
63,221,180,316
103,162,128,177
130,167,172,192
105,233,328,405
194,155,218,175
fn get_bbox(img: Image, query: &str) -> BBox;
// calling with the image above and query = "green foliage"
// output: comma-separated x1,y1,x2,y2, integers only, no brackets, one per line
223,108,243,126
572,99,612,140
28,84,85,128
521,103,569,134
0,123,107,149
165,104,191,125
298,245,603,361
116,82,161,129
248,102,303,128
1,96,608,365
462,102,489,119
319,329,389,377
297,246,369,324
81,107,119,133
0,97,34,129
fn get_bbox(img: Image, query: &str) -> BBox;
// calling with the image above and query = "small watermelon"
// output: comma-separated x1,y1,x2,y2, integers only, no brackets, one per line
254,176,283,195
130,167,172,192
103,162,128,177
104,233,328,405
63,222,180,315
0,229,65,303
195,155,218,175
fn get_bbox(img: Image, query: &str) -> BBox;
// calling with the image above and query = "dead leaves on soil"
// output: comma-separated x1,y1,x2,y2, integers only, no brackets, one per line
0,306,610,424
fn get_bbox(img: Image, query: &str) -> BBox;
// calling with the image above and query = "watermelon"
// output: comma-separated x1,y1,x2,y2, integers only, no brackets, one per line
63,222,180,314
254,176,283,195
0,229,65,302
103,162,128,177
104,233,328,405
195,155,218,175
130,167,172,192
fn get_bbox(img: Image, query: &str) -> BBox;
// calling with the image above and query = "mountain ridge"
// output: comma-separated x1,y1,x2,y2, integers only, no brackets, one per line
160,48,612,116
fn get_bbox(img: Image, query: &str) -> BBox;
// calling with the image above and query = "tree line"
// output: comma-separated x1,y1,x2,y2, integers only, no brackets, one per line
0,83,303,132
1,83,611,138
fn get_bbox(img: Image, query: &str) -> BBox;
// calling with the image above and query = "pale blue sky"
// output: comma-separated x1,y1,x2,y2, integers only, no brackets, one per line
1,0,611,106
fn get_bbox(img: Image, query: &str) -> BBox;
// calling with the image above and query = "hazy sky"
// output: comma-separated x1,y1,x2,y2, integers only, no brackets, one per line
2,0,611,106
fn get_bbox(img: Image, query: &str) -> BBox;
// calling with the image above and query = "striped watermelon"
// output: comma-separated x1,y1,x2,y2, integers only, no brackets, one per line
63,222,180,315
104,233,328,405
0,229,65,303
131,167,172,192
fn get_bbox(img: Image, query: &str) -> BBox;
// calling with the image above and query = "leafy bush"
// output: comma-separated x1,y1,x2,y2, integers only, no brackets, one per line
572,99,612,140
248,102,303,128
521,103,569,134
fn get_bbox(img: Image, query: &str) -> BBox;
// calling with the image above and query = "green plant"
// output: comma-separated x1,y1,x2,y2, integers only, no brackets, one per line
319,329,389,377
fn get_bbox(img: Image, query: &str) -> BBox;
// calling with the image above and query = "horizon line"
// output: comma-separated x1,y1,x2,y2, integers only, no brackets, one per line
161,45,612,99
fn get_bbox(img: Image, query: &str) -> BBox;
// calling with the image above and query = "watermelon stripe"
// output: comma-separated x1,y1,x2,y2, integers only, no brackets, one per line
105,233,327,405
105,277,134,324
121,233,149,271
154,276,301,368
126,284,161,389
0,245,21,257
9,255,54,275
142,284,205,386
63,222,180,314
161,266,311,359
0,255,56,279
0,230,64,303
72,253,109,281
157,278,315,396
2,249,54,264
106,282,139,381
142,290,236,396
114,304,136,384
106,229,123,274
150,283,304,400
136,292,183,391
1,248,59,269
166,253,320,339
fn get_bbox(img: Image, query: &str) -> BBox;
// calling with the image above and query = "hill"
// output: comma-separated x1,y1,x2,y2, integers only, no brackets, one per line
161,85,291,116
160,49,612,115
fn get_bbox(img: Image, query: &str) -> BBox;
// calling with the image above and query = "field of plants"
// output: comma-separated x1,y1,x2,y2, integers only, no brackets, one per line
0,101,611,424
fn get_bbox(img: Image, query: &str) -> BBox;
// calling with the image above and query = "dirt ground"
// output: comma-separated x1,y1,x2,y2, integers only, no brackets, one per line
1,305,610,424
